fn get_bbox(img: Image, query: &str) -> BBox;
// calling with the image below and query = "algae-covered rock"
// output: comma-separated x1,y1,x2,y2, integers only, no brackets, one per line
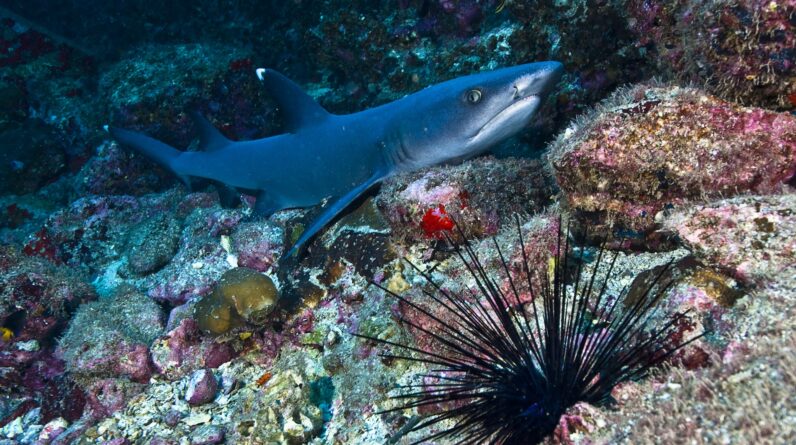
377,156,554,244
664,194,796,285
549,84,796,243
125,214,182,275
59,287,164,384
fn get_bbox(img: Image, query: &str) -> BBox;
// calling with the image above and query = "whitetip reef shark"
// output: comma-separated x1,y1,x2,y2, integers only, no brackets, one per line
111,62,564,259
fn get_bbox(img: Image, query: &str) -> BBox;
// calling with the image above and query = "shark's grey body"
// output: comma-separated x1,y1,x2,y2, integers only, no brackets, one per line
111,62,564,258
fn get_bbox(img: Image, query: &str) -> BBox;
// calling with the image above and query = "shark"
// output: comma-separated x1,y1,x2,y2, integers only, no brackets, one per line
111,61,564,259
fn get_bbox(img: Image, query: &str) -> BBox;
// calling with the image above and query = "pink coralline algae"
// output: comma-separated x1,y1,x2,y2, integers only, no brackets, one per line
0,243,96,423
184,369,218,406
23,194,145,267
150,319,236,380
627,0,795,110
664,194,796,285
548,84,796,241
0,246,96,344
230,221,285,272
83,378,145,419
376,156,553,244
550,402,599,445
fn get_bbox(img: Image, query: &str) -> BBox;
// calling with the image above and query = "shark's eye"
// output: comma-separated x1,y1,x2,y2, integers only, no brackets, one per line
466,89,482,104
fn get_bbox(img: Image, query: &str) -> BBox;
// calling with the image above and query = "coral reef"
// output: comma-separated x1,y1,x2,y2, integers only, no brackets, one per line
549,83,796,244
1,0,795,443
592,263,796,444
84,361,325,444
0,246,96,345
149,319,236,381
0,246,95,426
360,219,705,443
99,43,279,148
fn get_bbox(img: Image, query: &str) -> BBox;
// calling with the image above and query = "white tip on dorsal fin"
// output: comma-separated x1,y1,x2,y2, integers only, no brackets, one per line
255,68,330,132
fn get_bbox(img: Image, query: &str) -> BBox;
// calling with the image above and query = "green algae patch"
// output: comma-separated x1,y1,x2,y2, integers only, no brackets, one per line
195,267,280,335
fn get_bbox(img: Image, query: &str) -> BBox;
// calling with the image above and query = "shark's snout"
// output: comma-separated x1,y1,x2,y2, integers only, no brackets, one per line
539,61,565,94
514,61,564,98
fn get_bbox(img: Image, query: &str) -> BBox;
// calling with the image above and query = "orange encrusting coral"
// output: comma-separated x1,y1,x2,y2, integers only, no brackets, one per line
256,371,273,387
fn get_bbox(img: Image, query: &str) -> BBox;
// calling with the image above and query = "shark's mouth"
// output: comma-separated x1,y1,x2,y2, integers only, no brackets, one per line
472,94,541,143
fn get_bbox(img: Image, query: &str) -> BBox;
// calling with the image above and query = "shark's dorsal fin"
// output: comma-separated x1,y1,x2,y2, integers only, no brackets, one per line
256,68,330,132
190,112,231,152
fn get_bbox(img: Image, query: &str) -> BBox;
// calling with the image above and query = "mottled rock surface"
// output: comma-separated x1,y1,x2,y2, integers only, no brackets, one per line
664,193,796,285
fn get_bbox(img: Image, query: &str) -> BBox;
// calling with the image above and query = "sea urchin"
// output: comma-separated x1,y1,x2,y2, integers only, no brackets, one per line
359,218,704,444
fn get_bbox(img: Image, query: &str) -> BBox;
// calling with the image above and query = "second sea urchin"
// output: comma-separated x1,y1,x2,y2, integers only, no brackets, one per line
361,218,704,444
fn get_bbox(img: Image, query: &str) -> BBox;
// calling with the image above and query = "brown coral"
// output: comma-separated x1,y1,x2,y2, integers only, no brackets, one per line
194,267,279,335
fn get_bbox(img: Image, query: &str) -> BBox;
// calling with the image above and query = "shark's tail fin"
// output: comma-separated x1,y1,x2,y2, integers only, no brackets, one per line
109,127,191,187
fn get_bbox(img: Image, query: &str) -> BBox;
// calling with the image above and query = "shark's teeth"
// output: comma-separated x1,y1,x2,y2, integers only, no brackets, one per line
256,68,267,81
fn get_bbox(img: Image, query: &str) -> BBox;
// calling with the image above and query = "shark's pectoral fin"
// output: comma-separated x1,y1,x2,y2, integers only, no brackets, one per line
255,68,330,132
283,171,386,260
190,112,232,152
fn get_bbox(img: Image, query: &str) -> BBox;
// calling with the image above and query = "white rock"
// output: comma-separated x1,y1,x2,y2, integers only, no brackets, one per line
3,416,23,438
183,413,212,426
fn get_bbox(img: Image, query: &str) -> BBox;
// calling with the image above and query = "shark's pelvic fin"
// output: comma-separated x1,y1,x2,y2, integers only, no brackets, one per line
283,170,386,259
190,112,231,152
256,68,330,132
